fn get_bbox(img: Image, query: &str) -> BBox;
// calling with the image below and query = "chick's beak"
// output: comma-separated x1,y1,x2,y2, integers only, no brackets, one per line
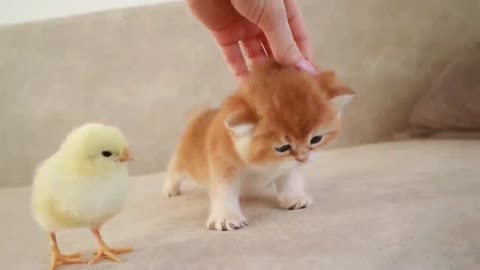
118,148,133,162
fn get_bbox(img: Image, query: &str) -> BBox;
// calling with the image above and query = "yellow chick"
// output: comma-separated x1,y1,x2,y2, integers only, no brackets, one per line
32,123,134,270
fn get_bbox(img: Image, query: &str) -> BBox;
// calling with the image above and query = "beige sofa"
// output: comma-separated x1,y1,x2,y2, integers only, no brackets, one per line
1,1,479,270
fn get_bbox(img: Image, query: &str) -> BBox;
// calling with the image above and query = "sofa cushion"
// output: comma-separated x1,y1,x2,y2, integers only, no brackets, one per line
2,140,479,270
409,43,480,138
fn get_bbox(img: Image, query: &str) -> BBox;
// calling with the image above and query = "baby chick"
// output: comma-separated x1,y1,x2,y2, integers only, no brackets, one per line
32,123,134,270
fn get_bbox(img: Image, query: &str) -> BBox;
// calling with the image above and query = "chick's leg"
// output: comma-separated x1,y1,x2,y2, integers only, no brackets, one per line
48,233,87,270
88,228,133,264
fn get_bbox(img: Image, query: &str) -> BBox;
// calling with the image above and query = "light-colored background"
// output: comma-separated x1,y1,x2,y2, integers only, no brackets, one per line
1,0,479,186
1,2,479,269
0,0,180,25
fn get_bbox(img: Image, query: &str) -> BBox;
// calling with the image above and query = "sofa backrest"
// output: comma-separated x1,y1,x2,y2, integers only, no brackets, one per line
1,0,478,186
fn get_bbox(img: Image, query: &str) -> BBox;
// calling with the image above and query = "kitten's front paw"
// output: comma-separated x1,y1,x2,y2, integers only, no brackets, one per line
278,194,313,210
206,212,248,231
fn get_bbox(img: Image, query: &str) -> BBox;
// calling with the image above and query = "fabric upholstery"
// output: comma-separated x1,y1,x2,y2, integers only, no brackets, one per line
2,140,480,270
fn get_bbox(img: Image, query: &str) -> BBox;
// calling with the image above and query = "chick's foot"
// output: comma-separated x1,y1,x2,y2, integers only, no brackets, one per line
48,233,87,270
88,228,133,264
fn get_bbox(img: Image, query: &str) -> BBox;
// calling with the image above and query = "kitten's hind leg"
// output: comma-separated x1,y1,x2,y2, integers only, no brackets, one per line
163,170,185,197
163,155,185,197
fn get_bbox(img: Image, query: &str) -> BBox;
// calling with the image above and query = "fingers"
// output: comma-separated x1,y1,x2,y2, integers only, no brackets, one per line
232,0,316,74
259,33,273,59
222,37,270,82
219,42,249,82
232,0,296,64
211,20,270,82
186,0,243,31
243,36,268,65
284,0,314,60
211,23,250,82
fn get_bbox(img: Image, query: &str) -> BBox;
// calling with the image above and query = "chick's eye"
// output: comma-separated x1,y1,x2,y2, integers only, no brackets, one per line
310,135,323,145
275,144,291,153
101,151,112,157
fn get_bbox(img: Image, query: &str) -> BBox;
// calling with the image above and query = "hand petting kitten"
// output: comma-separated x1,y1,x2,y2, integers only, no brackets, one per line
187,0,316,81
164,61,354,231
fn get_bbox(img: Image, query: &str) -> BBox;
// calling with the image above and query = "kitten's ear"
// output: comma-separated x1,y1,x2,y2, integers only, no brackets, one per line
224,96,257,137
316,71,355,115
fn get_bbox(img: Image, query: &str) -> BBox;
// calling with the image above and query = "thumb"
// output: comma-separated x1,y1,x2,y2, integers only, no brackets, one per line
231,0,316,73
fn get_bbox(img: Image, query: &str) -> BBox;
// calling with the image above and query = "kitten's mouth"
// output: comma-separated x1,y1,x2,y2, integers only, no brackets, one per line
295,156,309,163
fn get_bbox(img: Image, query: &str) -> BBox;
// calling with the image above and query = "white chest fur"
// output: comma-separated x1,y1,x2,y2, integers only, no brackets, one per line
239,162,297,194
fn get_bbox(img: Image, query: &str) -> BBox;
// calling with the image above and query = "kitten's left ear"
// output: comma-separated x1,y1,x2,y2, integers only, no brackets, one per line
316,71,355,115
224,97,257,137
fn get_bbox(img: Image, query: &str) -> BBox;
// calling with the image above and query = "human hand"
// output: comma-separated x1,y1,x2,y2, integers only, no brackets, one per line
187,0,316,82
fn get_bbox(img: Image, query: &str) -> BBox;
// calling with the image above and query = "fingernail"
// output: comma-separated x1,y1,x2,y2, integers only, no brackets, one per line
296,59,317,74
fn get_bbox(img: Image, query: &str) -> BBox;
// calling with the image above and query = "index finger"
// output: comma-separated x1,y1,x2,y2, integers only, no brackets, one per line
284,0,314,60
211,27,249,82
232,0,302,66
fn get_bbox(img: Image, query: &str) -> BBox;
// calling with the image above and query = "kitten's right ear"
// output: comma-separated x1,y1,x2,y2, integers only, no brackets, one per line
316,71,355,115
224,97,257,137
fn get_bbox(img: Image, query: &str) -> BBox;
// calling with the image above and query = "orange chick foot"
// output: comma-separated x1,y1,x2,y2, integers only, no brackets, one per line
89,246,133,264
49,251,87,270
47,233,87,270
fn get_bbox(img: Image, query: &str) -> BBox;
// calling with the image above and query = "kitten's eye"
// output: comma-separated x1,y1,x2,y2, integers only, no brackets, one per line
101,151,112,157
310,136,323,145
275,144,291,153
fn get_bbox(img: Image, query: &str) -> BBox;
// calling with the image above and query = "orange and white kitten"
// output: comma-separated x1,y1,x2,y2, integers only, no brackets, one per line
163,62,354,231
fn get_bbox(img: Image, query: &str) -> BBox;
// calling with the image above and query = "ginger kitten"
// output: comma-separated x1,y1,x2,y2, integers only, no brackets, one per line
163,62,354,231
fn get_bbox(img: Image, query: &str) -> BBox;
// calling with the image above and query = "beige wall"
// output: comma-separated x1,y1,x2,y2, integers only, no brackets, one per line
0,0,180,25
1,0,479,186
